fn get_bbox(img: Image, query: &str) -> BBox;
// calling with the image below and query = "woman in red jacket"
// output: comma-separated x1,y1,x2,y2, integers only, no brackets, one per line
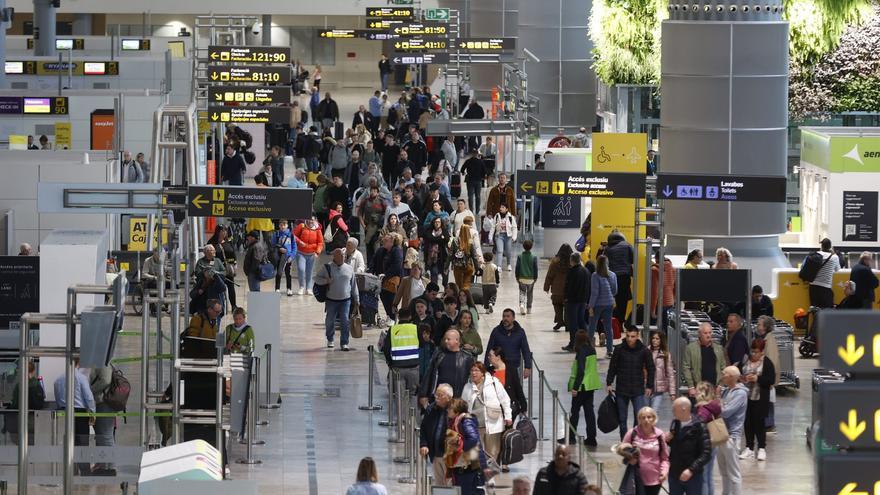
294,216,324,295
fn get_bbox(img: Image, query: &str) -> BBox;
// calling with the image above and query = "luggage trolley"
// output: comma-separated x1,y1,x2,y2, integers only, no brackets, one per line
771,321,800,389
356,273,385,328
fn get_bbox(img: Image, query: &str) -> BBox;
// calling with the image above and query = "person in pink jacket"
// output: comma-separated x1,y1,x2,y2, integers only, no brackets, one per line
622,406,670,495
649,331,677,420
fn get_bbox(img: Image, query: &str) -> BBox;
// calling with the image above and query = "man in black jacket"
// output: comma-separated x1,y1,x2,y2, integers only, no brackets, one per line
419,383,453,487
351,104,375,131
403,127,428,173
433,296,460,347
605,231,634,322
316,92,340,131
418,329,474,406
606,326,655,439
532,445,590,495
563,253,591,352
381,133,401,186
668,396,712,494
220,144,246,186
850,252,879,309
484,309,533,378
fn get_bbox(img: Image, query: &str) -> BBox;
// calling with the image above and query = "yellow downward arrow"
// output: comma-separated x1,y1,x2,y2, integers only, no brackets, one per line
840,409,866,442
191,194,208,209
839,334,865,366
838,482,868,495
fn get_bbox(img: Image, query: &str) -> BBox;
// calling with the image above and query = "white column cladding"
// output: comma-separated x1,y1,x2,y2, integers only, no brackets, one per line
38,229,108,401
660,1,789,288
247,291,281,404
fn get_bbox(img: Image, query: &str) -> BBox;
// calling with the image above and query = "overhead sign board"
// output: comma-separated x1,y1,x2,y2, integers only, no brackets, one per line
424,8,451,21
27,38,85,50
820,455,880,495
367,19,404,29
187,185,313,219
365,31,401,41
318,29,375,39
5,61,119,76
0,96,68,115
209,86,290,104
821,382,880,448
0,256,40,330
656,174,786,203
390,52,450,65
208,45,290,63
818,311,880,374
393,38,449,51
208,106,290,124
208,65,291,84
449,37,516,52
515,170,646,199
366,7,414,19
391,22,448,37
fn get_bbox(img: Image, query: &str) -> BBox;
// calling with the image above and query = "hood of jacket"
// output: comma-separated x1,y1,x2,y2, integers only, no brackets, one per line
620,339,647,354
607,231,627,246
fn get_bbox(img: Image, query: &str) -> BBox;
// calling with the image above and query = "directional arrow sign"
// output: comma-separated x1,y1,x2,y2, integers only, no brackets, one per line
515,170,646,199
821,382,880,447
656,174,786,203
365,6,414,19
208,45,290,64
187,185,313,219
424,8,450,21
207,106,291,125
819,311,880,373
207,65,291,85
820,454,880,495
209,86,290,104
390,52,450,65
449,37,516,52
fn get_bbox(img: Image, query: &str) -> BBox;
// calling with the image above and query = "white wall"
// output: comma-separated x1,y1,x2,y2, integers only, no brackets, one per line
0,92,163,152
9,0,440,15
0,152,114,250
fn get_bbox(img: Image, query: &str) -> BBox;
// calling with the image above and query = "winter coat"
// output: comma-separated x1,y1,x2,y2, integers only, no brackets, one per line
317,98,340,121
667,419,712,479
461,374,512,434
243,240,267,278
484,321,532,370
564,264,591,304
533,461,589,495
681,341,726,388
488,211,518,241
294,222,324,255
419,349,475,399
419,401,448,460
271,228,296,262
605,232,634,276
568,345,602,392
607,340,656,397
650,259,676,312
651,349,677,394
329,144,351,172
589,271,618,309
543,257,569,305
486,184,516,217
623,426,669,488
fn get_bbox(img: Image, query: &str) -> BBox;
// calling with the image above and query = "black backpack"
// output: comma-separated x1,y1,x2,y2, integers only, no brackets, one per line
103,366,131,412
799,251,832,282
515,414,538,454
598,393,619,433
499,427,525,465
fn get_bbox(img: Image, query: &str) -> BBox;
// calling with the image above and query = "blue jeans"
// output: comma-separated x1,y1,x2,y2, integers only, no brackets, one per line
589,305,614,355
307,156,320,172
702,447,717,495
325,298,352,346
94,402,115,469
495,232,513,267
466,182,481,215
669,470,704,494
533,198,542,225
297,253,316,290
247,273,261,292
616,394,646,440
380,73,389,91
452,469,484,495
565,302,588,347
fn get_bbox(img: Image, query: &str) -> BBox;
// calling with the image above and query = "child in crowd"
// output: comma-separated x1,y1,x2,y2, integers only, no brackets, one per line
482,252,500,314
515,239,539,315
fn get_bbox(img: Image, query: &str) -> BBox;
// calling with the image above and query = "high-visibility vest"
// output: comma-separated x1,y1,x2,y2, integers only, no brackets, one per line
389,322,419,368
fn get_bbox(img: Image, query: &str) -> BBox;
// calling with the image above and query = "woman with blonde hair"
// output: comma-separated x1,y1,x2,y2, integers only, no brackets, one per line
694,381,722,495
712,247,738,269
345,456,388,495
450,224,481,290
621,407,669,495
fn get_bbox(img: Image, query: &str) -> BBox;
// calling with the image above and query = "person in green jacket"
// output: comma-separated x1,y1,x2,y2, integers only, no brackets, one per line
515,239,539,315
681,322,726,397
225,307,255,354
567,330,601,446
458,311,483,359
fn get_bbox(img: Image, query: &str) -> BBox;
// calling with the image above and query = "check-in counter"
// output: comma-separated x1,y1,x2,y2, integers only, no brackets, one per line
770,268,880,329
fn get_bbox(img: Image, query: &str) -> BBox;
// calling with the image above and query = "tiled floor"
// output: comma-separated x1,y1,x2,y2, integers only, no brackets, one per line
5,88,818,494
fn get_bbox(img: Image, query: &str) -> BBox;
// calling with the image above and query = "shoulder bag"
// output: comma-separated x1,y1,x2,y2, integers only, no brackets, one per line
312,264,333,303
706,416,729,447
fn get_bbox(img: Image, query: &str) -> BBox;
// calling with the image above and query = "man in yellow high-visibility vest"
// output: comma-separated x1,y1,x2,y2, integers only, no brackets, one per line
383,308,421,393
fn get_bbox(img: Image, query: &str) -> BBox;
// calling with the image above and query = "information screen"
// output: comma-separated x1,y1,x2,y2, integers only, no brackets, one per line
56,39,74,50
121,39,141,50
84,62,107,75
5,61,23,74
23,98,51,114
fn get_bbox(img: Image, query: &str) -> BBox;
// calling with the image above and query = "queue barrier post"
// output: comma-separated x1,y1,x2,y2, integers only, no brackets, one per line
551,389,559,443
359,345,382,411
380,368,399,428
398,407,417,484
254,355,268,426
528,363,535,420
260,343,281,409
538,369,546,440
236,356,263,464
391,385,409,448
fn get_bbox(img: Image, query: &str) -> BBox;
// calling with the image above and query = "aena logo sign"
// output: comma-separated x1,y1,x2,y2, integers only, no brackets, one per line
843,144,880,166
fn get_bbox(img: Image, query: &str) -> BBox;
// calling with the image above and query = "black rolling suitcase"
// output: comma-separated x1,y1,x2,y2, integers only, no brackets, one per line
334,121,345,140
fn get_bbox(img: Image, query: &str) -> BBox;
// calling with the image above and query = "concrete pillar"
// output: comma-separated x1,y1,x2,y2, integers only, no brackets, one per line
261,15,271,46
72,13,92,36
518,0,596,134
467,0,518,102
32,0,56,57
660,1,789,288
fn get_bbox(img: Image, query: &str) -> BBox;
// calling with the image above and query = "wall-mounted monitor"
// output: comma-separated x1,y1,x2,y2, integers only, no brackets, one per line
56,39,74,50
121,39,151,51
5,61,23,74
83,62,107,75
23,98,52,114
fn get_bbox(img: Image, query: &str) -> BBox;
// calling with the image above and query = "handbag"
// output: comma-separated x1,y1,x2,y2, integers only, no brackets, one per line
350,311,363,339
598,393,620,434
707,417,730,446
312,264,333,303
257,259,276,281
382,275,401,293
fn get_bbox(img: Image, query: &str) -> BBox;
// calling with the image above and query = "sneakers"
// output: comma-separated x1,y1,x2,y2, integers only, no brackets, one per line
275,289,281,293
287,289,293,296
519,303,526,315
561,345,574,352
507,264,512,272
739,448,754,460
299,287,305,295
306,289,313,295
342,344,350,351
527,308,532,314
327,341,334,348
486,305,494,314
766,426,777,434
756,448,766,461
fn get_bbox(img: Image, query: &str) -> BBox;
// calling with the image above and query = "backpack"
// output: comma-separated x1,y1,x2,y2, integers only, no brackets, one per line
324,216,349,251
450,171,462,198
515,414,538,454
312,264,333,303
799,251,832,282
103,366,131,412
499,427,525,465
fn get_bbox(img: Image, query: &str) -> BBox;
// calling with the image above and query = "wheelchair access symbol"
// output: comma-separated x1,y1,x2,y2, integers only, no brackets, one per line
596,146,611,164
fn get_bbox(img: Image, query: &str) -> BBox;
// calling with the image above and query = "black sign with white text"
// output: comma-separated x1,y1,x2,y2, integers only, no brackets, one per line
0,256,39,329
208,65,291,84
656,174,786,203
516,170,646,199
208,45,290,63
390,52,450,64
188,185,312,219
843,191,878,242
208,106,291,125
209,86,290,104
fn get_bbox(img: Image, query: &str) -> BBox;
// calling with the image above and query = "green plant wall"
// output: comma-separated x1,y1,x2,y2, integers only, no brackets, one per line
589,0,667,86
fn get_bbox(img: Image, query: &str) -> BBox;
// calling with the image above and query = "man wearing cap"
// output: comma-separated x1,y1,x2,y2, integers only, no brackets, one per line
243,231,268,292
